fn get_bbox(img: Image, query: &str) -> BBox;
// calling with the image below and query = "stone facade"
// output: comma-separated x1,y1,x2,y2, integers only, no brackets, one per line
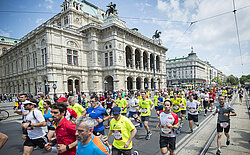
0,0,167,95
166,49,223,87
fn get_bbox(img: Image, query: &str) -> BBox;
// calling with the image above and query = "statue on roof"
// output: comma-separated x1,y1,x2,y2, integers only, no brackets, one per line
152,30,161,39
105,2,118,16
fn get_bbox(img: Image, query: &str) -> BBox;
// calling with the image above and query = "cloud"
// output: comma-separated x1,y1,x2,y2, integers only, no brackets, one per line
0,29,10,37
35,18,44,25
135,2,151,12
45,0,53,4
44,0,53,10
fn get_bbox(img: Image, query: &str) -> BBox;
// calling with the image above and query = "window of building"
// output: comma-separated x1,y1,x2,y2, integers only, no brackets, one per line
16,60,18,73
2,47,7,54
67,49,78,66
33,52,37,67
109,51,113,66
73,50,78,65
105,53,108,66
27,55,30,69
12,62,14,74
21,58,23,72
64,16,68,25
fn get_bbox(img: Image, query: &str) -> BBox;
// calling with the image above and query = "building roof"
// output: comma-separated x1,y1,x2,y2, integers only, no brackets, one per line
0,36,20,44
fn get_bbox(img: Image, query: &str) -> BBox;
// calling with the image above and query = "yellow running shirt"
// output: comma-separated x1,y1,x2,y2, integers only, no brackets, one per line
116,98,128,114
139,99,153,116
69,103,85,117
180,98,187,110
170,98,182,113
110,115,135,150
154,95,159,106
39,100,45,115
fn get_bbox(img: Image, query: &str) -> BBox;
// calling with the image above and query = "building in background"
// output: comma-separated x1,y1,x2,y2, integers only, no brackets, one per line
0,36,20,56
0,0,167,96
166,48,223,87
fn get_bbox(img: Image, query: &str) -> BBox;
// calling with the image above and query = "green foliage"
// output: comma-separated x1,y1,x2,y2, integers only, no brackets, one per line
240,75,250,85
226,75,239,85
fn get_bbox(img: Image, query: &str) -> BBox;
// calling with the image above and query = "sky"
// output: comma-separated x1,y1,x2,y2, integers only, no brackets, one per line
0,0,249,77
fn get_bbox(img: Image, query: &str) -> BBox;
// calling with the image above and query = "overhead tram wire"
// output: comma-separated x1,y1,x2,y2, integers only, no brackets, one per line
232,0,244,75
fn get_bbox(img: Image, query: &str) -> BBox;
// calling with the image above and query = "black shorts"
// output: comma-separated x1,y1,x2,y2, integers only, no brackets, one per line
112,145,131,155
157,106,164,111
23,136,48,149
160,136,176,150
217,123,230,133
203,101,209,108
188,114,198,122
141,116,149,122
93,130,105,136
181,110,186,114
210,100,214,103
48,126,55,131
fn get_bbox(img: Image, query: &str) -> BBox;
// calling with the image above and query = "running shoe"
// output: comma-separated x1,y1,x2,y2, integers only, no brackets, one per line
135,123,140,127
226,139,230,145
188,129,193,133
216,149,221,155
204,114,207,116
146,132,152,140
134,151,139,155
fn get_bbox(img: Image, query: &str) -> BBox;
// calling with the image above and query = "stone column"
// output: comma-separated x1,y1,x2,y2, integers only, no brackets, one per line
132,47,135,69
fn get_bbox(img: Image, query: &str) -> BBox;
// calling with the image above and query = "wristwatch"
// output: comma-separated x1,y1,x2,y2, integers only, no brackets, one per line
66,145,70,151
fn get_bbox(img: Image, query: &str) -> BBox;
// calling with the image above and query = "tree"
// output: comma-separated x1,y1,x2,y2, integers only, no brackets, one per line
226,75,239,85
240,75,250,85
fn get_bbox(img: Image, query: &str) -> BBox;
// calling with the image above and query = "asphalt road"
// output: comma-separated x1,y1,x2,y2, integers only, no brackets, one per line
0,102,217,155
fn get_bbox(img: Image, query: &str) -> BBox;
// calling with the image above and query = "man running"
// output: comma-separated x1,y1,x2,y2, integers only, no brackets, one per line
68,96,86,118
157,99,179,155
186,94,200,133
115,93,128,116
75,116,109,155
22,100,47,155
209,89,216,112
106,107,137,155
170,92,182,133
213,95,236,155
128,93,141,126
139,92,154,140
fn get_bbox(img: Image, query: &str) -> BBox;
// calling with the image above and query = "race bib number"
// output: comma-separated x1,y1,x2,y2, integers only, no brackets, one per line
142,108,148,114
133,114,138,118
205,98,209,101
173,105,179,110
112,130,122,140
158,102,163,106
189,108,196,113
46,121,51,126
161,126,171,135
220,122,229,128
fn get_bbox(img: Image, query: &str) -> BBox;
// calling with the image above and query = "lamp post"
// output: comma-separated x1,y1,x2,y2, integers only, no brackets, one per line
53,83,57,95
104,80,108,91
45,82,49,95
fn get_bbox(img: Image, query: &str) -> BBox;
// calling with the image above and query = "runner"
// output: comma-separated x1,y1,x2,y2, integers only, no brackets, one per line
153,92,159,116
128,93,141,126
22,100,47,155
139,92,154,140
213,95,237,155
68,96,86,118
57,97,78,122
115,93,128,116
37,93,45,115
157,99,179,155
75,116,109,155
45,102,77,155
186,94,200,133
104,95,115,129
157,93,164,118
43,100,55,141
179,92,187,126
202,91,209,116
106,107,138,155
86,95,110,136
170,92,181,134
209,89,216,112
238,88,243,105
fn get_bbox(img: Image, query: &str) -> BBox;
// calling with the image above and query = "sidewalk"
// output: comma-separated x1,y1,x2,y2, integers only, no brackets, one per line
206,95,250,155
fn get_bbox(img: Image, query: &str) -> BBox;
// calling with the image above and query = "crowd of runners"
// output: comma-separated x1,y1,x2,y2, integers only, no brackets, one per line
0,86,245,155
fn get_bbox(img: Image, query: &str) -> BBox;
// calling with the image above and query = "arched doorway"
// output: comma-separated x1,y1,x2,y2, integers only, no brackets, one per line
105,76,114,91
125,46,132,68
135,49,140,69
143,52,148,70
156,56,160,71
75,79,80,94
127,77,133,91
150,54,154,71
144,78,149,90
136,77,141,90
68,79,73,92
151,78,154,89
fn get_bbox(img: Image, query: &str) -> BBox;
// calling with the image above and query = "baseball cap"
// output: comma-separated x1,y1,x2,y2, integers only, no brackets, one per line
22,100,36,105
112,107,121,115
57,97,67,103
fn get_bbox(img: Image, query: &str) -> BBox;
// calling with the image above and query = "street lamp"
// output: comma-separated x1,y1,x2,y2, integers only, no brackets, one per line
52,83,57,95
104,80,108,91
